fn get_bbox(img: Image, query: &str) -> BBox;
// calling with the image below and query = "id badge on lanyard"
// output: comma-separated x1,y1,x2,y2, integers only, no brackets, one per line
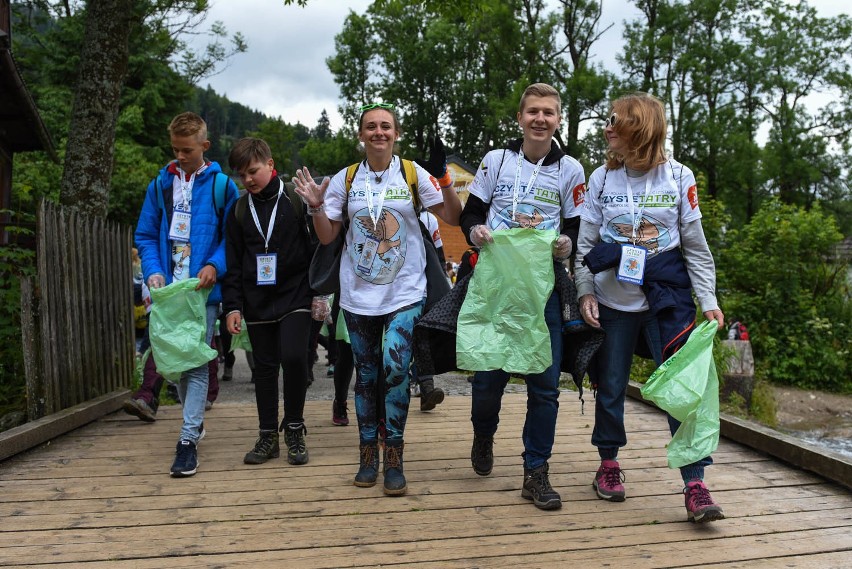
169,210,191,242
256,253,277,285
617,173,652,284
617,244,647,285
357,235,380,274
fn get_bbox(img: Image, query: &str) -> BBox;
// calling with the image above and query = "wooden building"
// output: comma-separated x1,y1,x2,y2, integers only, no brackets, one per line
0,0,56,244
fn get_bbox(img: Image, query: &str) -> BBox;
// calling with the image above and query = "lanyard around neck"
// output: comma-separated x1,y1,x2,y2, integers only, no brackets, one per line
248,179,284,253
512,148,545,222
625,171,653,242
176,167,198,209
364,155,396,228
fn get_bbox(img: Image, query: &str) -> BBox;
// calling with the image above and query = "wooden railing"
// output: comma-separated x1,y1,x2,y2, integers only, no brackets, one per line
20,200,134,420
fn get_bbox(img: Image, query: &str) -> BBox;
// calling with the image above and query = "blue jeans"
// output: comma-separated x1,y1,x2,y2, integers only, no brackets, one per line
177,304,218,444
471,292,562,470
344,301,423,443
592,303,712,481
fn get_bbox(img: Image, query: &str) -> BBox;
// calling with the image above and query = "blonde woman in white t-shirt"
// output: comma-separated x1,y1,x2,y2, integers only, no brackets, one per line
293,104,461,496
574,92,726,523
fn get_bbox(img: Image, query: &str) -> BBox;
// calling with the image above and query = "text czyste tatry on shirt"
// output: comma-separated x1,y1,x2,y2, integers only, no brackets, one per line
324,156,445,316
580,159,701,312
467,148,586,232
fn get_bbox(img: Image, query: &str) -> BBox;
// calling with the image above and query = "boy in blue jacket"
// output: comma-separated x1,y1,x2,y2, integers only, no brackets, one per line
135,112,239,477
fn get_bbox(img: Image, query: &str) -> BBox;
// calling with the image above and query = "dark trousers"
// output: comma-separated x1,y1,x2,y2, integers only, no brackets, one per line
247,311,312,431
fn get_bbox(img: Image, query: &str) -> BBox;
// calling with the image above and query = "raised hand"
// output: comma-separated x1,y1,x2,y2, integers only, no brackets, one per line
292,167,330,207
415,136,448,179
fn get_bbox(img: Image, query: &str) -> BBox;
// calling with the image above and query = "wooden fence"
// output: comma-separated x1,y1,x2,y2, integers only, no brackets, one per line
20,199,134,420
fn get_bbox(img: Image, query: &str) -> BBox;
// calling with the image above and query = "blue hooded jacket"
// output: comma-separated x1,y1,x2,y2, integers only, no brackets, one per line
134,160,239,305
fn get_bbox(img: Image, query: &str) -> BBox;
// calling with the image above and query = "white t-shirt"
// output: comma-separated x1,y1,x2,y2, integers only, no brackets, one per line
324,156,444,316
581,159,701,312
169,164,209,282
419,211,443,248
468,148,586,231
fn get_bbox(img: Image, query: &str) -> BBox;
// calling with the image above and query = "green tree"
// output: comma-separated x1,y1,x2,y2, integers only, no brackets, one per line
12,0,246,219
718,199,851,391
741,0,852,208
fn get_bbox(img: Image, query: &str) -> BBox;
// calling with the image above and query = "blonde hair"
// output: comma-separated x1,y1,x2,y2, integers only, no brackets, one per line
605,93,667,171
168,112,208,142
519,83,561,115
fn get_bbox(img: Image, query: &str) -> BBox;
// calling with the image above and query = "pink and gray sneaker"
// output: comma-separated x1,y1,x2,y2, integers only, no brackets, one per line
684,480,725,523
593,459,626,502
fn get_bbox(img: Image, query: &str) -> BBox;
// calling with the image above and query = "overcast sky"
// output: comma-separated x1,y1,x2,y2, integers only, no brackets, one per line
192,0,850,132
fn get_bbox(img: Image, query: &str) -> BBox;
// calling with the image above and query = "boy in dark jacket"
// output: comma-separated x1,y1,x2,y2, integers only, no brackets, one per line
221,137,318,466
135,112,239,477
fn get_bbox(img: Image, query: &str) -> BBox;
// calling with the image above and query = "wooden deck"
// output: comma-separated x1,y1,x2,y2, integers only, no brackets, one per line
2,394,852,568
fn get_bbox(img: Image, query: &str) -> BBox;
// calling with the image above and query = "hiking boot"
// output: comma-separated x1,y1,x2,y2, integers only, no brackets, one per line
205,400,213,411
593,459,626,502
684,480,725,523
170,440,198,477
471,433,494,476
222,365,233,381
521,463,562,510
419,379,445,412
243,430,280,464
123,398,156,422
355,442,379,487
383,441,406,496
327,364,335,377
332,400,349,426
283,423,309,465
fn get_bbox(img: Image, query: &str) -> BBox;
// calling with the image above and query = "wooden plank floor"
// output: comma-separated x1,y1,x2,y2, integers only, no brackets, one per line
2,394,852,568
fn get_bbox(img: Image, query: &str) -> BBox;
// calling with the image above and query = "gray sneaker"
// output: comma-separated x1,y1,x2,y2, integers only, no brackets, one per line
123,398,156,422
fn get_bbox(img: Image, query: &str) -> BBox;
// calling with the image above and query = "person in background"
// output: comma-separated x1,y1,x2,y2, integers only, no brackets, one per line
134,111,238,477
293,103,461,496
460,82,585,511
574,92,726,523
411,207,446,411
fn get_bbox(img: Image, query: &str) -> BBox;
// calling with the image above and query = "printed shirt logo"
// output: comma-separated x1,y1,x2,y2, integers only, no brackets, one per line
572,182,587,207
687,184,699,209
609,213,671,251
350,207,407,285
428,175,441,192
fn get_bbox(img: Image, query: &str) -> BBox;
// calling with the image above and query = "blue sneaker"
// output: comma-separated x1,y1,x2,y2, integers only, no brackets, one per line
170,440,198,477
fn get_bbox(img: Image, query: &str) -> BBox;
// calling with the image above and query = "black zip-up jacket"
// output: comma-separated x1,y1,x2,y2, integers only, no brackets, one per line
222,176,315,323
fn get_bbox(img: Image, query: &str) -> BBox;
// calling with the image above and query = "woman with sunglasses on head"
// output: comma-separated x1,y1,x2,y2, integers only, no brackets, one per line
292,103,461,496
574,92,726,523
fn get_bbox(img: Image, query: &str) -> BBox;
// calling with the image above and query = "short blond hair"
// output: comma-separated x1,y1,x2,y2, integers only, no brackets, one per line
519,83,562,115
168,112,208,142
605,93,667,171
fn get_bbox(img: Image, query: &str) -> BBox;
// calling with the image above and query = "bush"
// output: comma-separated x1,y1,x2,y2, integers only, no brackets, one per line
718,199,851,392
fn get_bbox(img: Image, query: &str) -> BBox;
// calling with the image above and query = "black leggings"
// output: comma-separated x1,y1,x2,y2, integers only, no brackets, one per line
247,311,311,431
329,295,354,402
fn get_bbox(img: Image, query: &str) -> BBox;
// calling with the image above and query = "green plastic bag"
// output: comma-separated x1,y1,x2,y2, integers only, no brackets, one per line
229,319,252,352
640,320,720,469
148,278,218,381
456,228,556,374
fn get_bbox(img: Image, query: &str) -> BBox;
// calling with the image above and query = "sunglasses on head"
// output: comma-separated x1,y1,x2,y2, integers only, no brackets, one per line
604,113,618,128
359,102,395,112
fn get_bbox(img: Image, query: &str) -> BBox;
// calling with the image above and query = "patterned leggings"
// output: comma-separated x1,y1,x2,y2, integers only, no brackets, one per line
343,300,424,443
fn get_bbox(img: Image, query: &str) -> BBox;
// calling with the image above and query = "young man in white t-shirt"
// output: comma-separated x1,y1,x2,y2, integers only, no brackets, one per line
459,83,586,511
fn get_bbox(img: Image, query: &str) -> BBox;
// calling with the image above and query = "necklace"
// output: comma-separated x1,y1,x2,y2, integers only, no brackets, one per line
367,159,392,183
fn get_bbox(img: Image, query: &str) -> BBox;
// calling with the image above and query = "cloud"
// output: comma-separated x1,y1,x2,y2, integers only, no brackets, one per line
192,0,371,129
